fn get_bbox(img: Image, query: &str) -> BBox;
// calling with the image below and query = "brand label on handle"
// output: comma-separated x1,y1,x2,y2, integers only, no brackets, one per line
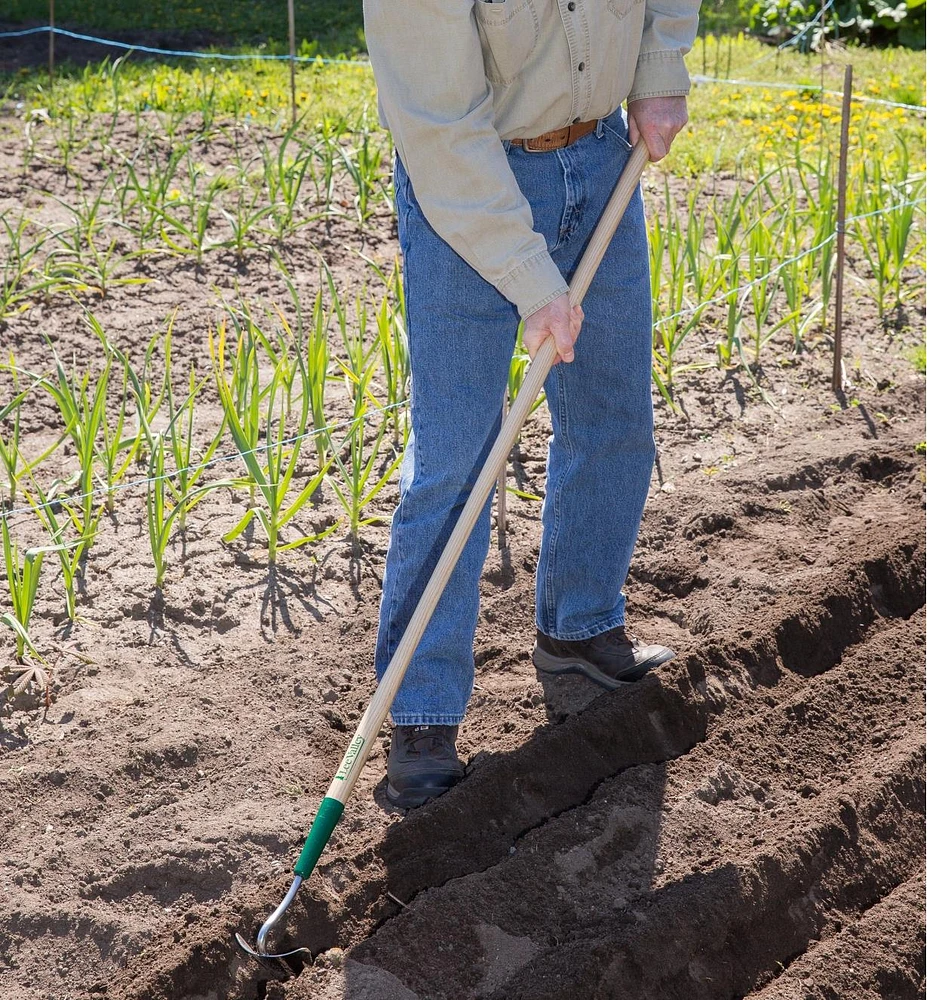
334,736,365,781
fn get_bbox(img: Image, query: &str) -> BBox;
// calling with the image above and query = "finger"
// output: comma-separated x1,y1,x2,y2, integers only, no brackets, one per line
644,130,669,163
536,331,561,366
570,305,582,330
553,325,575,363
628,115,640,146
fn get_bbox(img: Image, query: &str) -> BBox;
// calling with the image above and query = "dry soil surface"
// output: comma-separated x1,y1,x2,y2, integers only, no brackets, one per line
0,112,924,1000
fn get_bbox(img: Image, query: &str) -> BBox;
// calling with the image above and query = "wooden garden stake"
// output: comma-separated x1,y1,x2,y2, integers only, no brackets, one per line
48,0,55,86
833,64,853,392
287,0,297,127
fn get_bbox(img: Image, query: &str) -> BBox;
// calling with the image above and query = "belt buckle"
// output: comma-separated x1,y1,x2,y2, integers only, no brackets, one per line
523,125,572,153
522,135,547,153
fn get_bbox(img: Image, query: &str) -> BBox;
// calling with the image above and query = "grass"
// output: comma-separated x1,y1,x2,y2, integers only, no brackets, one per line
907,343,926,374
4,58,379,133
675,36,925,174
1,0,747,56
3,0,367,57
3,35,921,166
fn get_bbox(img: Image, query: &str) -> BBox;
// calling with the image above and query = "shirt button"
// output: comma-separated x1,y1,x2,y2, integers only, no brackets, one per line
578,62,585,71
567,1,576,8
573,117,581,124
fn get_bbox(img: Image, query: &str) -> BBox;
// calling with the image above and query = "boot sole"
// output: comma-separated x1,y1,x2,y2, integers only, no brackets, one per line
386,781,458,810
532,646,672,690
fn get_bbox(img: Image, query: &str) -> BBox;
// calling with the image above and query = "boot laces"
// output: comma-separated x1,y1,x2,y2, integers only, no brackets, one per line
599,626,637,650
405,727,453,757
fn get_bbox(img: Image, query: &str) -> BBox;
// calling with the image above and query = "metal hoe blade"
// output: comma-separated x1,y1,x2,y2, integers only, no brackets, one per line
235,875,312,967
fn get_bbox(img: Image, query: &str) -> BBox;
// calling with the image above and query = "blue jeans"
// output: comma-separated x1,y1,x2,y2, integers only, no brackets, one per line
376,108,655,725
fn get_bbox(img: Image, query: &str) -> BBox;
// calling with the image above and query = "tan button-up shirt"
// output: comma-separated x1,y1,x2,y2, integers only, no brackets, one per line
364,0,699,318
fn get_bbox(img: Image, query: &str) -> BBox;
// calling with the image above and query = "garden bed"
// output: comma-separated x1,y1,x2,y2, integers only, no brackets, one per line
0,75,924,1000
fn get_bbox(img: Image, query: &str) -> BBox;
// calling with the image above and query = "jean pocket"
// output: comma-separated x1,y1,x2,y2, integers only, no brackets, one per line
474,0,540,85
602,115,633,152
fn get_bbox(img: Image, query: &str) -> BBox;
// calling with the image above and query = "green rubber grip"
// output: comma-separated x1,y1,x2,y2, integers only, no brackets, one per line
294,796,345,878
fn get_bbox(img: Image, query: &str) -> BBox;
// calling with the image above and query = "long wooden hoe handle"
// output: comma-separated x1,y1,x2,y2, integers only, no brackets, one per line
293,141,650,878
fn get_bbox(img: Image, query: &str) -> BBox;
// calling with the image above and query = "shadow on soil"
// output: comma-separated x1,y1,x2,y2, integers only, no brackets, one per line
116,511,925,1000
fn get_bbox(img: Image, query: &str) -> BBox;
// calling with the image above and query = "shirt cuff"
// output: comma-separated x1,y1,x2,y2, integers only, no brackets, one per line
627,50,691,103
498,249,569,319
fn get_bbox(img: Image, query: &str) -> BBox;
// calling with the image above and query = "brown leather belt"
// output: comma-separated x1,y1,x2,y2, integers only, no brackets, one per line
510,119,597,153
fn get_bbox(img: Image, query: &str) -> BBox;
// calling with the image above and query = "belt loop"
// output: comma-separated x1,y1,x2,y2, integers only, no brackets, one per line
595,117,605,139
502,138,512,153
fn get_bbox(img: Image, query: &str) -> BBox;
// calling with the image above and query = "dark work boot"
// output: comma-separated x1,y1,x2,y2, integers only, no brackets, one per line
533,626,675,690
386,725,465,809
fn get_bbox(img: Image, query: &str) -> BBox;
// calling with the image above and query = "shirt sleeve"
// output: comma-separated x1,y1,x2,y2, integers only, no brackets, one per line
363,0,568,319
627,0,700,103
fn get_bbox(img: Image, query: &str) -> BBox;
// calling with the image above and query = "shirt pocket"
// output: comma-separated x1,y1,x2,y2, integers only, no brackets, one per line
608,0,640,21
473,0,540,86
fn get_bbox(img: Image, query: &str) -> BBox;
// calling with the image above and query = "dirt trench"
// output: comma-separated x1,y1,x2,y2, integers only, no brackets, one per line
103,436,925,1000
1,93,925,1000
332,612,924,1000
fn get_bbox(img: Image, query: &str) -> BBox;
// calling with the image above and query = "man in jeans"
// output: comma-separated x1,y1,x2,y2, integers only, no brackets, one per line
364,0,699,807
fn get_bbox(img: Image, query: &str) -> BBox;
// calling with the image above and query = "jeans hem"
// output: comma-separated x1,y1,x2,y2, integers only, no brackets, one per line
391,714,466,726
536,611,626,643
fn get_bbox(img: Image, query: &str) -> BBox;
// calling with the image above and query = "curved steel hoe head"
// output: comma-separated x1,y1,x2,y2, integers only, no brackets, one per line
233,930,312,963
235,875,312,976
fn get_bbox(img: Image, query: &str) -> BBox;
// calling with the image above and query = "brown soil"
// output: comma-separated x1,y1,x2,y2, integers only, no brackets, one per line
0,112,924,1000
